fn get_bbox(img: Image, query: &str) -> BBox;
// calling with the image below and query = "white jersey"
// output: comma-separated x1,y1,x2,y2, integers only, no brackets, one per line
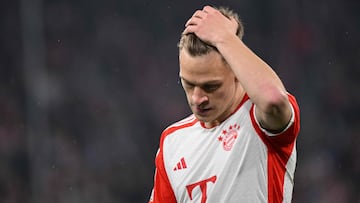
149,94,300,203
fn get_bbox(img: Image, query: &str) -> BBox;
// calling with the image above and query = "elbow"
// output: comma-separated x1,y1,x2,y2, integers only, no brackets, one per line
255,86,292,132
262,88,289,115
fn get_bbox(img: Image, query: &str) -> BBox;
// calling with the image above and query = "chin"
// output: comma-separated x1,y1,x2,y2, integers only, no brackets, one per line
194,114,213,123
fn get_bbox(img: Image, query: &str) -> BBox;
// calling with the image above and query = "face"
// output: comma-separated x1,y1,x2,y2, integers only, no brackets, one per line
179,50,241,127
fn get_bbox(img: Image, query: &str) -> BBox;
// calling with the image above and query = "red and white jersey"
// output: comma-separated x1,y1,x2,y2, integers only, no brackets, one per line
149,94,300,203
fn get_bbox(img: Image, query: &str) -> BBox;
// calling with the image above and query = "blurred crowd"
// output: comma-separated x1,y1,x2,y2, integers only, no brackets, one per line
0,0,359,202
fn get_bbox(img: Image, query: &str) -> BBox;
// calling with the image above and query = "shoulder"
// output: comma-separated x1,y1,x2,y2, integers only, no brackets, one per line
162,114,198,138
157,114,198,150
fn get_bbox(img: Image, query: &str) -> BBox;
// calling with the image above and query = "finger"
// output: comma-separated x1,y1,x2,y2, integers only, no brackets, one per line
185,18,191,26
185,17,201,27
192,10,206,19
202,5,215,13
185,18,193,27
183,25,196,35
230,17,240,32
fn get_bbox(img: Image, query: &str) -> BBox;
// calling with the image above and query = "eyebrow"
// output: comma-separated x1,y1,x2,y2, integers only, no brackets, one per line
180,77,222,86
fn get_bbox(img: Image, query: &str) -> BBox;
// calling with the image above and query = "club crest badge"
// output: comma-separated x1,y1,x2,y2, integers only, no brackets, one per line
218,124,240,151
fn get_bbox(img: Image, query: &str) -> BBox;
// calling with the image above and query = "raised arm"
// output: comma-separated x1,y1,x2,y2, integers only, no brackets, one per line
183,5,292,132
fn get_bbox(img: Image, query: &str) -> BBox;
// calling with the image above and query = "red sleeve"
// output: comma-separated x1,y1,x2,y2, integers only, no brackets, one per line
149,134,177,203
250,94,300,202
269,93,301,145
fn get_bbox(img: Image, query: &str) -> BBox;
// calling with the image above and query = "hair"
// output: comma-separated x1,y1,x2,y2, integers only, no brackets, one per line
178,6,244,57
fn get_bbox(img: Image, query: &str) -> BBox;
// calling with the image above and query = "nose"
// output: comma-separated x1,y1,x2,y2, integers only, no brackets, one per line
191,86,208,106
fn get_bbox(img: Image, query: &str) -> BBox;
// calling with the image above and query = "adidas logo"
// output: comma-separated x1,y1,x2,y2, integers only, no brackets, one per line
173,157,187,171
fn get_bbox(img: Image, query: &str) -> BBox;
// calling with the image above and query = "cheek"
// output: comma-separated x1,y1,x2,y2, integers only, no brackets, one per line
213,86,233,103
184,90,193,103
208,91,225,106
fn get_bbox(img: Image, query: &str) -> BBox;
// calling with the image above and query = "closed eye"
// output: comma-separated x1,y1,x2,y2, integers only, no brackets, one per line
180,77,222,92
181,79,195,89
202,84,221,93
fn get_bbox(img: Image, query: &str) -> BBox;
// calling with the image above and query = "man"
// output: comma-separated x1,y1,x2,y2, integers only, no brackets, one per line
149,5,300,203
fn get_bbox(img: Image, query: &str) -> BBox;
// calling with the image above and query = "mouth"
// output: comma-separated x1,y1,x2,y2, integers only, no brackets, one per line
195,106,211,115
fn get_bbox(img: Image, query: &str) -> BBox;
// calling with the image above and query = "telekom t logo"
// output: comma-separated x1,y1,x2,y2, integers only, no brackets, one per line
186,175,217,203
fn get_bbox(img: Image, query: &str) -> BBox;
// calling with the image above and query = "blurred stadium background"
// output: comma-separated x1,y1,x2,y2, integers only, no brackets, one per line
0,0,359,202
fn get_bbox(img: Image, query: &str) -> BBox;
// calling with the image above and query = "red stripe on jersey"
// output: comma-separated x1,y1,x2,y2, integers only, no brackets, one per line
150,117,198,203
150,149,176,203
163,116,198,136
250,94,300,203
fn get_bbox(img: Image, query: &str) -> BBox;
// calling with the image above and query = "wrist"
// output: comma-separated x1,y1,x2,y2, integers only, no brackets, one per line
216,34,242,53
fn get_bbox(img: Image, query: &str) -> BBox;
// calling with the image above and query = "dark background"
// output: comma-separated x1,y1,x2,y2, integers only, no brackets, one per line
0,0,359,202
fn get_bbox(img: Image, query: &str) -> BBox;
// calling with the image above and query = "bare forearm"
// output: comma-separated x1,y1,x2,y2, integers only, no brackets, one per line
217,35,291,130
218,36,284,106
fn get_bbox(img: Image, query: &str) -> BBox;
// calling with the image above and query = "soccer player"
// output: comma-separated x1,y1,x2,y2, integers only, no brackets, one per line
149,5,300,203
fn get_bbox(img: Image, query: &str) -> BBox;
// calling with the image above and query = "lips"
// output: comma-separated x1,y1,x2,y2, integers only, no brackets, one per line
196,107,211,114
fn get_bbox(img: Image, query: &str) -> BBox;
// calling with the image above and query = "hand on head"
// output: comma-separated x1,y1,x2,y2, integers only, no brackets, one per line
183,5,238,47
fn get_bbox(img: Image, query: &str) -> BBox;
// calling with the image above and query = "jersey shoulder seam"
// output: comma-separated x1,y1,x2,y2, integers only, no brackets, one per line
162,114,198,138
